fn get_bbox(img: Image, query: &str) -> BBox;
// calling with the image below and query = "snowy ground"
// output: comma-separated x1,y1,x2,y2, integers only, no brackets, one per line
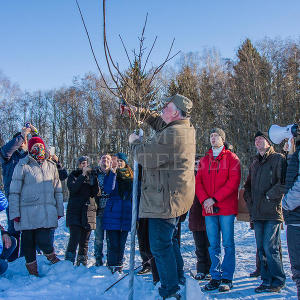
0,205,297,300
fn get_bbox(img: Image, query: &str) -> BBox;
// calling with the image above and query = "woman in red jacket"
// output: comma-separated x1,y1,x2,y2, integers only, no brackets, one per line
195,128,241,293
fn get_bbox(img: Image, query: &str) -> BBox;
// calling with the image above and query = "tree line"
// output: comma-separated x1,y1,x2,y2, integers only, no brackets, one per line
0,37,299,190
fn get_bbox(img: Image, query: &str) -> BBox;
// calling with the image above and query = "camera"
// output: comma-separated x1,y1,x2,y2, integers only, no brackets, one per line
88,168,98,185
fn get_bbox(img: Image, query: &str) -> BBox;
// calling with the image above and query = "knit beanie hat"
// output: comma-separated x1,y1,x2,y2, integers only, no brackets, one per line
210,128,226,142
28,137,45,152
78,156,89,164
115,152,128,164
255,131,272,145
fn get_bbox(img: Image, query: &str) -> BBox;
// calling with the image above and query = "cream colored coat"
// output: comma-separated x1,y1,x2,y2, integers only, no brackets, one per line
9,156,64,231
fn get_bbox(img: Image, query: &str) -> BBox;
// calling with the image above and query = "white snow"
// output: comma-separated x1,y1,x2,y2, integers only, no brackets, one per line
0,205,297,300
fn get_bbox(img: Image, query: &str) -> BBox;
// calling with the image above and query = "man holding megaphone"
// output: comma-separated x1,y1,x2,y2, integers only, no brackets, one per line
280,124,300,299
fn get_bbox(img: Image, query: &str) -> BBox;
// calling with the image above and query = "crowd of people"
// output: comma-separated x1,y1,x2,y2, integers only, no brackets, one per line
0,94,299,300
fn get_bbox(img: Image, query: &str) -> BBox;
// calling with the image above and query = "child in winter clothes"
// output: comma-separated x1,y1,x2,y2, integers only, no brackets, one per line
0,190,16,275
0,224,16,275
102,153,133,273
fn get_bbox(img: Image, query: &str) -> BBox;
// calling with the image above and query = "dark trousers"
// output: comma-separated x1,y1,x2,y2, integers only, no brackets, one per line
287,225,300,299
193,231,211,274
254,220,286,287
106,230,128,266
66,226,91,256
22,228,54,263
137,218,160,282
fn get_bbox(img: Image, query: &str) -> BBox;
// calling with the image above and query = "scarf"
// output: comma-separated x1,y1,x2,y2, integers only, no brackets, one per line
117,165,133,200
30,144,46,165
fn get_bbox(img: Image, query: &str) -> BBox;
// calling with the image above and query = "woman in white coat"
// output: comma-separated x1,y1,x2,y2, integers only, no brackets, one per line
9,136,64,276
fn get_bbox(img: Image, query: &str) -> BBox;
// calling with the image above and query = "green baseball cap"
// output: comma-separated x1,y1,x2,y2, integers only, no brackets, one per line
161,94,193,113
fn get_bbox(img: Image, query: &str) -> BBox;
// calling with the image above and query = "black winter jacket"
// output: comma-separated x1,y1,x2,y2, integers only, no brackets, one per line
66,170,100,230
244,147,285,222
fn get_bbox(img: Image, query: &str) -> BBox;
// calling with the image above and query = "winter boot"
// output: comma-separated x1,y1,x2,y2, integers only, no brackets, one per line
76,255,88,266
201,279,221,292
250,269,260,277
218,279,233,292
137,264,151,275
45,252,60,264
26,260,39,276
65,252,76,264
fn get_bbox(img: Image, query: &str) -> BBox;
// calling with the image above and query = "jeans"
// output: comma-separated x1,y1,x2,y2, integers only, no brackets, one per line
0,236,16,275
205,215,235,280
106,230,128,266
94,213,105,260
287,225,300,299
254,220,286,287
148,218,184,298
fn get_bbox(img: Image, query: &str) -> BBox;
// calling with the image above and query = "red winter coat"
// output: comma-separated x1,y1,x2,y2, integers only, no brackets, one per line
195,147,241,217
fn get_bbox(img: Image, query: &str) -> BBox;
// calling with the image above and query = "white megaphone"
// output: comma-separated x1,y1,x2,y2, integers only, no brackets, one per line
268,124,298,149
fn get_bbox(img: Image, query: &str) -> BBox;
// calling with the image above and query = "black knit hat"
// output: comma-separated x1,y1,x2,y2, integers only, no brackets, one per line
255,131,272,145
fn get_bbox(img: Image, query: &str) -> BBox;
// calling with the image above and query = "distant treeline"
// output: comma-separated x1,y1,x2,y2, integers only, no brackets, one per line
0,38,299,186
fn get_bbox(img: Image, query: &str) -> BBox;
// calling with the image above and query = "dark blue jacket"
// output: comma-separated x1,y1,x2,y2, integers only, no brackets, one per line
102,171,132,231
0,135,27,196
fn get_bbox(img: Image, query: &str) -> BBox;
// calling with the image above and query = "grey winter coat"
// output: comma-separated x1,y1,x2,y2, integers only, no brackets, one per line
9,156,64,231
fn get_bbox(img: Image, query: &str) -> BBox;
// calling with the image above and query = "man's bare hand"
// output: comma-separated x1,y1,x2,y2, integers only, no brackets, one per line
21,127,31,138
129,133,139,144
203,198,215,214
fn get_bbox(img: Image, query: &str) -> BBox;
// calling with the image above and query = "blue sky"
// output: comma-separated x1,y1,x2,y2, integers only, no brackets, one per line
1,0,300,91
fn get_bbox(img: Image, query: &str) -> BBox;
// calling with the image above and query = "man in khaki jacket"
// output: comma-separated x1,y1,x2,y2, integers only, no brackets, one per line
129,94,196,299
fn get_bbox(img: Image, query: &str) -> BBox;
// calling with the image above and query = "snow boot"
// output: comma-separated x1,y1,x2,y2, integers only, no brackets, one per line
194,272,206,280
76,255,88,266
250,269,260,277
26,260,39,276
45,252,60,264
65,251,76,264
201,279,221,291
218,279,233,292
137,264,151,275
255,283,269,293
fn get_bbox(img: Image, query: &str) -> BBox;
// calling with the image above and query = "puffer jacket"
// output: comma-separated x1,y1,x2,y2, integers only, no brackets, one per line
66,170,99,230
244,147,285,222
102,171,132,231
8,156,64,231
195,146,241,216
